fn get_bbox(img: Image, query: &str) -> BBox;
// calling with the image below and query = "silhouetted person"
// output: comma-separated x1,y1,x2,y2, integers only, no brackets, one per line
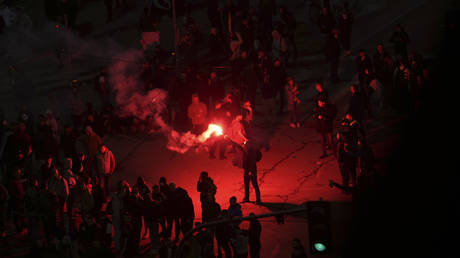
324,29,341,83
242,141,261,204
249,213,262,258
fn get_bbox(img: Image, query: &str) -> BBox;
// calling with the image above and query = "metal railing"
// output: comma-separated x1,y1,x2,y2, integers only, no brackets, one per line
174,204,309,258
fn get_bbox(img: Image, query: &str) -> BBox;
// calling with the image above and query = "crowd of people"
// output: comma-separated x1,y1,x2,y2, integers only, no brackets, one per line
0,0,432,257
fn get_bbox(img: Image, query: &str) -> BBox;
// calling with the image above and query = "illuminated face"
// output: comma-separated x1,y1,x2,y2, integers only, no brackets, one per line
100,145,107,153
377,44,383,53
210,72,217,80
350,86,356,94
316,84,323,92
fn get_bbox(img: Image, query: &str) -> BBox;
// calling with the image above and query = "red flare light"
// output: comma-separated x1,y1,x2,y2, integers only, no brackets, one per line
198,124,223,142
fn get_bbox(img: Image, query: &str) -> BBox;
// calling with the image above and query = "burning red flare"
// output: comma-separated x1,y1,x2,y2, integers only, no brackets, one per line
198,124,223,142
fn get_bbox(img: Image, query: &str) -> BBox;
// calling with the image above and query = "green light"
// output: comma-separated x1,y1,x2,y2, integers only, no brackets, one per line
313,242,327,252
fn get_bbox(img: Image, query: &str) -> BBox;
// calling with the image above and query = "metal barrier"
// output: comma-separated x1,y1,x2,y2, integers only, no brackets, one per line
174,205,309,258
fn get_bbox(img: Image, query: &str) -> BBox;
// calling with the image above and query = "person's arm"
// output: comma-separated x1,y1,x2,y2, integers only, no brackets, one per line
110,151,116,174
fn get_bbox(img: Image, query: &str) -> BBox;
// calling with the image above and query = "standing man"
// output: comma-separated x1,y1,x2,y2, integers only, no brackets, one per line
78,126,102,177
324,29,341,83
96,144,116,198
242,141,261,204
248,213,262,258
314,99,337,158
338,11,353,57
356,49,373,88
389,24,410,60
208,71,225,112
336,113,364,189
271,59,287,115
187,94,208,135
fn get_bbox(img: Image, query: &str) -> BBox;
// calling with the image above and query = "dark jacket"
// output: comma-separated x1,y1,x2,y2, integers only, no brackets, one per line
348,92,365,122
197,177,216,204
243,146,260,171
314,103,337,133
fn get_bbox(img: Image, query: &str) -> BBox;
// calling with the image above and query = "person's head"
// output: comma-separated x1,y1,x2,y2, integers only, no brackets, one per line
332,28,339,38
210,27,217,35
99,144,107,153
152,184,159,193
287,77,294,86
169,182,176,191
64,157,72,170
350,84,358,94
318,99,326,108
322,7,328,15
235,114,243,121
280,6,286,14
14,168,22,179
396,24,401,31
224,93,233,103
274,59,281,67
191,94,200,103
85,125,93,136
377,43,384,53
215,102,222,110
241,50,248,59
137,176,145,186
399,59,407,70
359,49,365,58
257,50,264,58
210,71,217,80
345,112,353,121
200,171,209,180
315,82,324,92
230,196,237,205
159,177,167,186
243,100,251,109
341,12,348,20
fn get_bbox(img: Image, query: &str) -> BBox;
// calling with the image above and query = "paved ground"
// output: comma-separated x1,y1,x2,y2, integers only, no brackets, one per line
0,0,455,257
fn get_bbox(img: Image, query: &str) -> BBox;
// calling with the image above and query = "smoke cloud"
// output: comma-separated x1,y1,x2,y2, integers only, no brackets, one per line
107,51,220,154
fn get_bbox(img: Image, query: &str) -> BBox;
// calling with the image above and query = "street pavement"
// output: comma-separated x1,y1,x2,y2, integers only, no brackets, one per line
0,0,453,257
